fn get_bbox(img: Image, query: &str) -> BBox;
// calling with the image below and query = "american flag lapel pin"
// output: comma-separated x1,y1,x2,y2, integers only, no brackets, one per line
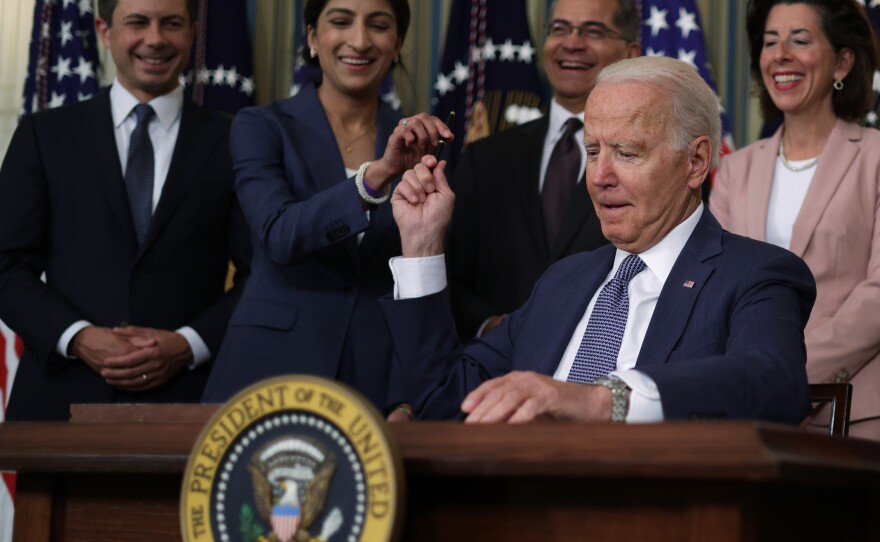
683,280,695,288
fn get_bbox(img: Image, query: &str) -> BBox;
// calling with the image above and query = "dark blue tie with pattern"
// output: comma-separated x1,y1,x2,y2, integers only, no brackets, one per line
567,254,647,383
125,103,155,245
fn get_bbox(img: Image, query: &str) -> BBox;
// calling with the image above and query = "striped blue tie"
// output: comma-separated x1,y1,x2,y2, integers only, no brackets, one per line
567,254,646,384
125,104,155,245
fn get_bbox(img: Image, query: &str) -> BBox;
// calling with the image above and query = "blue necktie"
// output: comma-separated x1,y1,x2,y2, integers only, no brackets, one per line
567,254,646,384
125,104,155,245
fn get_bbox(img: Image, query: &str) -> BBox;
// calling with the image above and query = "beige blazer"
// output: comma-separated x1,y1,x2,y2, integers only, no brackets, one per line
711,119,880,438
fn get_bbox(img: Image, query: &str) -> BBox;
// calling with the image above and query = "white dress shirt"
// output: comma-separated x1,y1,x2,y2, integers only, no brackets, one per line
765,156,816,250
390,205,705,422
57,81,210,366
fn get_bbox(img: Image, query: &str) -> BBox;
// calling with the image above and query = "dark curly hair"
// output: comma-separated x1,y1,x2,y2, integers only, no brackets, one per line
746,0,879,122
301,0,411,70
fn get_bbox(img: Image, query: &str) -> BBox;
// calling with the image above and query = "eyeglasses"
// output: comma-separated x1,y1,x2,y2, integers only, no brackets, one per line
545,19,630,42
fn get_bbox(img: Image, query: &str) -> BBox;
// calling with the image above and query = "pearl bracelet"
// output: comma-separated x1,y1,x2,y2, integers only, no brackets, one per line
355,161,390,205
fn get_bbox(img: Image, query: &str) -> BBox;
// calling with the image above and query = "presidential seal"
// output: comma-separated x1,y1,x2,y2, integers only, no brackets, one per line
181,376,404,542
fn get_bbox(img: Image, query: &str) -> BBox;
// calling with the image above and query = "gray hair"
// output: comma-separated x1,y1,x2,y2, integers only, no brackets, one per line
595,56,721,168
547,0,640,43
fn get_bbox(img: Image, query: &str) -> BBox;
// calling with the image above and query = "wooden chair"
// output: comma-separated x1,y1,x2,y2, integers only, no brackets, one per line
807,383,853,437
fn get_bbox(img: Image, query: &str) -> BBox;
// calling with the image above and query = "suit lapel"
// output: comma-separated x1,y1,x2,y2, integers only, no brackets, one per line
142,100,213,254
511,117,552,263
636,210,721,368
550,176,592,260
788,119,860,257
745,127,781,241
530,246,614,376
92,90,139,245
283,84,359,267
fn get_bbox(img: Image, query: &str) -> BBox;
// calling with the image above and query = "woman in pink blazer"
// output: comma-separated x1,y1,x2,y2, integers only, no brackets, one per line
712,0,880,439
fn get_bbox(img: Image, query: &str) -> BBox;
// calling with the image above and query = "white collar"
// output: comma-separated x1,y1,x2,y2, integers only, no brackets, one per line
547,98,585,144
613,203,704,285
110,79,184,131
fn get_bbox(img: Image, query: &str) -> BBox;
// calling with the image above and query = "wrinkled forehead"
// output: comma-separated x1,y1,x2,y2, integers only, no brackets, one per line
584,82,671,140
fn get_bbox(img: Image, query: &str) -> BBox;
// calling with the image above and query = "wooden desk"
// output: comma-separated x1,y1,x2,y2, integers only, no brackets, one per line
2,420,879,541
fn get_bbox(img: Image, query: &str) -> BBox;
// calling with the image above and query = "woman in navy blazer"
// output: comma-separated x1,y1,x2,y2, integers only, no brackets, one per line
203,0,451,411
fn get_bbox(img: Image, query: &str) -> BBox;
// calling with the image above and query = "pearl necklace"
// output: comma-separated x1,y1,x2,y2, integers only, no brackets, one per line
778,140,819,172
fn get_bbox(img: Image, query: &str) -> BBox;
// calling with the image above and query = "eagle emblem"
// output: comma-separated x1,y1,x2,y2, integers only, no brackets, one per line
248,436,341,542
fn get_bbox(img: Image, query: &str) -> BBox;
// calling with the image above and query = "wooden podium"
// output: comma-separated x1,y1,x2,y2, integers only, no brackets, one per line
1,410,879,541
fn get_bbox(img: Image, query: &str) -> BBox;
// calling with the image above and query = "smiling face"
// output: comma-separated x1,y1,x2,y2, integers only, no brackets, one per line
543,0,639,114
308,0,402,100
96,0,194,102
759,2,853,120
584,82,707,253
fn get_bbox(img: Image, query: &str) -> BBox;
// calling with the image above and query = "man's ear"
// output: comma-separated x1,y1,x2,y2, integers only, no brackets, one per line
686,135,712,190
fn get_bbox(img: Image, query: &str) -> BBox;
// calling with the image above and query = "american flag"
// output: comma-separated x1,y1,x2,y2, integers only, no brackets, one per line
21,0,100,114
639,0,735,158
0,322,22,542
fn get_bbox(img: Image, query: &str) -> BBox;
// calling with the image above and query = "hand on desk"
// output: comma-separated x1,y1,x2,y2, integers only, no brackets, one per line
461,371,615,424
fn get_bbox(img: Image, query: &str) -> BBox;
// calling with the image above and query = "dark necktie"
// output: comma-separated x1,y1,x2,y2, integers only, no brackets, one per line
542,117,583,247
567,255,647,384
125,104,155,245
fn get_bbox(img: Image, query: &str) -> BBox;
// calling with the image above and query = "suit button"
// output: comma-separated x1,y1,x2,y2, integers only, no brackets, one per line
326,225,351,242
832,370,850,383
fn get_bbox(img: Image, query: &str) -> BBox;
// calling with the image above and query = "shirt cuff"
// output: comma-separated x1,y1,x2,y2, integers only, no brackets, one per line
389,255,447,299
58,320,92,358
177,326,211,368
610,369,665,423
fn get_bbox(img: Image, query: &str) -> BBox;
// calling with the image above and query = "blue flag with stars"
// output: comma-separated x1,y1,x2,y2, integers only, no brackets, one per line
857,0,880,127
432,0,545,167
640,0,734,158
184,0,255,115
21,0,100,114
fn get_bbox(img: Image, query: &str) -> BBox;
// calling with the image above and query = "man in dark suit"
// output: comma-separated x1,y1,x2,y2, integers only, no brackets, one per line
447,0,641,339
382,56,815,424
0,0,250,421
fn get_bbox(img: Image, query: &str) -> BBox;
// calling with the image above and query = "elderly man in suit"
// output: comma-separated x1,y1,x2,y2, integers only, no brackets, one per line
381,56,815,424
0,0,250,421
446,0,641,339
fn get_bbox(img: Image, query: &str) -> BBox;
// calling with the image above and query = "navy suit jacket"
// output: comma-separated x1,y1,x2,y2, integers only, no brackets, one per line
381,210,815,423
0,89,251,421
203,84,404,410
447,115,607,339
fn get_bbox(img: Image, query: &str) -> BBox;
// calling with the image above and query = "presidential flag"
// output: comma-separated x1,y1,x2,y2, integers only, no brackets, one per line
21,0,101,114
639,0,735,158
184,0,255,114
858,0,880,127
432,0,546,166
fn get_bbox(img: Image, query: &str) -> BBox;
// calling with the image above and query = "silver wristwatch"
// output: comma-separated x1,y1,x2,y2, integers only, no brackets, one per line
593,376,629,423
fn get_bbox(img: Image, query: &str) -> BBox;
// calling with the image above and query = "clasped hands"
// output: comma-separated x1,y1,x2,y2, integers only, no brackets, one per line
71,325,193,392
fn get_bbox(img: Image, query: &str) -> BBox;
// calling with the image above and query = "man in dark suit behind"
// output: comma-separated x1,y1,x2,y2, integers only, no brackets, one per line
447,0,641,339
0,0,250,421
382,56,814,425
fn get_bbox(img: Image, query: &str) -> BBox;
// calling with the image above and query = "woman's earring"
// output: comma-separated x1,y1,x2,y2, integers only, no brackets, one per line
833,79,844,91
394,53,400,64
310,47,318,59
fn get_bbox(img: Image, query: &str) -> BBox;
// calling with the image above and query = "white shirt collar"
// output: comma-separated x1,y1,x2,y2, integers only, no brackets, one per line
110,79,184,131
547,98,585,145
613,203,704,285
